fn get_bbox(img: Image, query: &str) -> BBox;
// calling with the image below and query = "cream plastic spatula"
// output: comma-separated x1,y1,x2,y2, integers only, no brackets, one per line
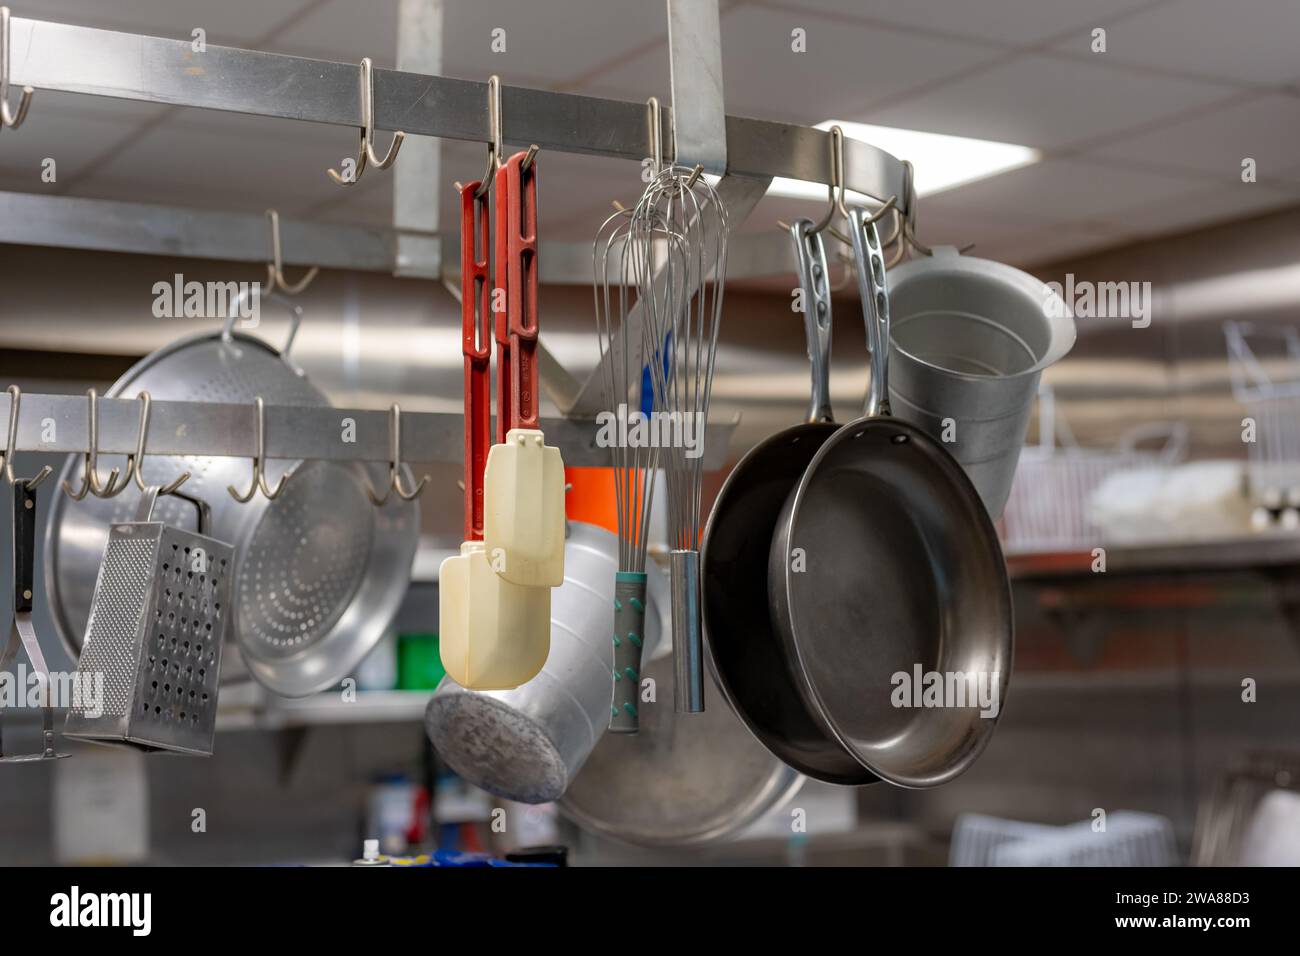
483,152,566,588
440,180,550,690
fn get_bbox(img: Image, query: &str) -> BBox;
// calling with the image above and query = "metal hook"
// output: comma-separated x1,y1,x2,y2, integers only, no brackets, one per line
227,397,290,502
646,96,664,176
131,392,190,495
0,7,33,131
366,403,429,505
811,125,847,235
62,389,133,500
328,57,404,186
264,209,318,295
3,386,51,488
473,75,503,199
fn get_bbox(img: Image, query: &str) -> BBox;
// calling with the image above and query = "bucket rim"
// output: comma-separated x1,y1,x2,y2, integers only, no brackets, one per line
888,248,1076,382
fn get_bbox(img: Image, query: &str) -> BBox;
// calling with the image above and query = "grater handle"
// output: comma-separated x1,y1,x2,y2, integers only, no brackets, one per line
135,485,212,536
12,479,35,615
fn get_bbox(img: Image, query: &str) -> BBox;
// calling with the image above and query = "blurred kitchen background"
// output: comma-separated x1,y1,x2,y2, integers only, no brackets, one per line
1,0,1299,865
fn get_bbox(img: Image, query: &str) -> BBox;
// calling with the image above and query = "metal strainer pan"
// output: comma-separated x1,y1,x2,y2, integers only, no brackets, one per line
43,311,419,698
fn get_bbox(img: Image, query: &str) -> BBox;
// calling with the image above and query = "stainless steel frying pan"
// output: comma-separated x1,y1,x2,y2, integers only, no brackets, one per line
702,220,875,784
767,210,1013,788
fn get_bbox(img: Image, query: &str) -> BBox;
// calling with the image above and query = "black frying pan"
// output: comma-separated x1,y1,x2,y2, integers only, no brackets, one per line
702,219,877,785
767,210,1013,788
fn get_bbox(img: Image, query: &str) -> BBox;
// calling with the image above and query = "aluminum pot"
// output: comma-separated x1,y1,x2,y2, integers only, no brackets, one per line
424,522,669,804
560,642,804,848
767,212,1013,788
44,304,420,697
887,246,1075,518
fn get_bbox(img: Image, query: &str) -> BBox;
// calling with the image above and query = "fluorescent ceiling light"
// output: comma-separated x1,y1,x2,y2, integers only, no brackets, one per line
767,120,1039,204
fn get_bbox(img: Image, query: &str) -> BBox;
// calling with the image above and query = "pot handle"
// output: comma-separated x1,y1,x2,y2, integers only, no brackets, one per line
789,219,834,425
849,208,891,417
222,287,304,365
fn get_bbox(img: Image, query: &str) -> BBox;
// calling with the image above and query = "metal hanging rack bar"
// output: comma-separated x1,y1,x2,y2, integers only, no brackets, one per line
0,392,735,470
5,16,909,210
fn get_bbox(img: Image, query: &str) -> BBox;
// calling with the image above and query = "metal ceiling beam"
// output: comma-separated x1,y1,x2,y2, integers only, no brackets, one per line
7,17,909,208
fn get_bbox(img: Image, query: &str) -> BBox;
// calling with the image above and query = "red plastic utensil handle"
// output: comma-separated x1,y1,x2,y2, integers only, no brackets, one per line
460,181,492,542
493,160,513,445
504,151,539,430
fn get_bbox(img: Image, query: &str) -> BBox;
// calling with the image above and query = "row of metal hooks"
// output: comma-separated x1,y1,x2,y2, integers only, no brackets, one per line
2,387,431,504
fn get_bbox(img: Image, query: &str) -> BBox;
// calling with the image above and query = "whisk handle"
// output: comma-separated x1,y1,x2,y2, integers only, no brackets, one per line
609,572,648,734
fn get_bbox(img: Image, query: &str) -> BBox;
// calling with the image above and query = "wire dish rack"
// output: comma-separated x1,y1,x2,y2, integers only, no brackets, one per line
999,386,1188,554
1224,321,1300,505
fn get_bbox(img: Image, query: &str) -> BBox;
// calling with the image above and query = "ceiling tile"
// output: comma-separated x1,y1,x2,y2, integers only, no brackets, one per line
1082,93,1300,184
861,52,1234,151
779,0,1156,46
24,0,314,46
1053,0,1300,84
1121,182,1300,240
273,0,668,83
0,109,132,183
966,223,1132,268
923,157,1207,222
578,4,1000,126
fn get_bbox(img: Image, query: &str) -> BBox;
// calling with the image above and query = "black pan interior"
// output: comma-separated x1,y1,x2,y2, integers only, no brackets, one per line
702,423,877,785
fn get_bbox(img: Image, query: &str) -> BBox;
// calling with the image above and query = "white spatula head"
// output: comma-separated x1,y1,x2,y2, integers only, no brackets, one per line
483,428,566,587
439,540,551,690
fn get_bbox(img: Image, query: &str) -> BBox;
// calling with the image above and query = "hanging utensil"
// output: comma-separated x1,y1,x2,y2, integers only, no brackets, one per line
701,219,875,783
426,521,670,803
1,457,68,762
439,180,549,691
594,205,663,734
885,247,1075,518
64,486,233,756
44,295,419,698
482,151,566,589
560,637,803,848
766,210,1013,788
637,164,729,713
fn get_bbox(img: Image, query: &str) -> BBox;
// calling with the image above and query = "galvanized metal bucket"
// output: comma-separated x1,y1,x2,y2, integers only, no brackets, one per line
886,247,1076,518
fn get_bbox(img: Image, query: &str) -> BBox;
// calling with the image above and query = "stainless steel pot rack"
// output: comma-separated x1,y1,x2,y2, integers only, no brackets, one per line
0,391,734,471
1,15,908,276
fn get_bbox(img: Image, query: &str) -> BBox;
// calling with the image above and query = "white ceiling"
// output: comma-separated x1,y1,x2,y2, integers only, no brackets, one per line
2,0,1299,266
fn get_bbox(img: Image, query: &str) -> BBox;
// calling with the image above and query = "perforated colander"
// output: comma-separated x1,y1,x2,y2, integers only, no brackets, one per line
45,314,419,698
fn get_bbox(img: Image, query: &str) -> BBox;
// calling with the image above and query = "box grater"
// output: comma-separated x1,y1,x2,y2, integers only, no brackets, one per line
65,487,232,755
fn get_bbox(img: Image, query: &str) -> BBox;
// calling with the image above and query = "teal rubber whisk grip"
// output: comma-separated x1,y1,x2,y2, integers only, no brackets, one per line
609,572,648,734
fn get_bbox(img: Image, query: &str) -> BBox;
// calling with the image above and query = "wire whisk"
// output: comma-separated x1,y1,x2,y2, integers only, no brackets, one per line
635,164,730,714
594,203,672,734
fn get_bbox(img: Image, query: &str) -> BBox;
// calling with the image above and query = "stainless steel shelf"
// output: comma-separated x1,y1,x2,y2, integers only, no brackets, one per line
1007,533,1300,579
217,689,435,731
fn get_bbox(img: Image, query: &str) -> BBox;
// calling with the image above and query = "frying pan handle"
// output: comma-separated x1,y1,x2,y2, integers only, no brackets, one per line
849,208,892,417
222,288,304,364
493,161,513,446
504,151,540,431
789,218,833,425
461,182,493,541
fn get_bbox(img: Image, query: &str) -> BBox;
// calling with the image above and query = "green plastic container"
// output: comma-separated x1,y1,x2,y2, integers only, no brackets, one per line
398,633,445,690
